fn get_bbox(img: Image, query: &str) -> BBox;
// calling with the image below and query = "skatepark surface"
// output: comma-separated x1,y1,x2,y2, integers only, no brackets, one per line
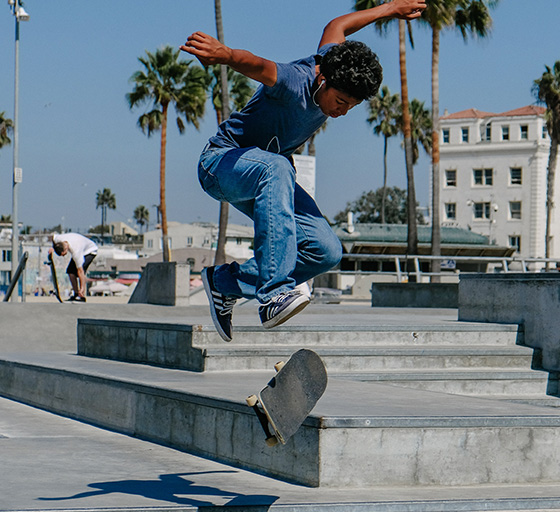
3,301,560,511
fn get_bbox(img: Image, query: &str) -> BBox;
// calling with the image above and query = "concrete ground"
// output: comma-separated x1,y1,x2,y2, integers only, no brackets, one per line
3,300,560,511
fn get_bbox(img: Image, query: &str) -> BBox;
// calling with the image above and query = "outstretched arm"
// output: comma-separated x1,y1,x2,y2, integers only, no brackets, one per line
319,0,426,47
180,32,277,87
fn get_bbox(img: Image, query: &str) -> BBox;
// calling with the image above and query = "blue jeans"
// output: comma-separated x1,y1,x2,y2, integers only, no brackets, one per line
198,145,342,303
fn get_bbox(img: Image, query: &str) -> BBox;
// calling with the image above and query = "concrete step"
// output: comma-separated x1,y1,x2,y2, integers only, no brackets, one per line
3,352,560,489
338,368,558,396
77,318,525,373
201,344,536,372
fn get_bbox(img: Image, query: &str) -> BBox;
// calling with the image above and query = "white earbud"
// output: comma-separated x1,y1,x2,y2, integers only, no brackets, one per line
313,79,325,107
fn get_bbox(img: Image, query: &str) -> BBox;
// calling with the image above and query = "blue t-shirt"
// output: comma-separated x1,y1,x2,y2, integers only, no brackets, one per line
208,44,335,158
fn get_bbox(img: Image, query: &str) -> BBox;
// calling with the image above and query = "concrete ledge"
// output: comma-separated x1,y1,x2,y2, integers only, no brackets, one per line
458,273,560,370
372,283,458,308
3,353,560,488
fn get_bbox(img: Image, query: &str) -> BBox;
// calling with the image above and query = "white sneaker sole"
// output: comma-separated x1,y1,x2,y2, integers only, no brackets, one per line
262,295,310,329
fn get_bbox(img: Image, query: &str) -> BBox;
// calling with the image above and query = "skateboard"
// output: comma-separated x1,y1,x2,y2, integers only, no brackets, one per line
246,348,327,446
48,253,63,303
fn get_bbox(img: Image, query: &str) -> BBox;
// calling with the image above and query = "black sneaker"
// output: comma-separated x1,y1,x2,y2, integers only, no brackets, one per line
259,289,310,329
73,295,86,303
202,266,236,342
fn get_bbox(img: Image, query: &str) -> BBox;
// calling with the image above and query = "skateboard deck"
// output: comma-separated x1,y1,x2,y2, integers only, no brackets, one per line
247,348,327,446
48,253,63,303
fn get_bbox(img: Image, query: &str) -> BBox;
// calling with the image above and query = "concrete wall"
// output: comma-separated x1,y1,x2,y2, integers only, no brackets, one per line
128,262,190,306
458,273,560,370
372,283,458,308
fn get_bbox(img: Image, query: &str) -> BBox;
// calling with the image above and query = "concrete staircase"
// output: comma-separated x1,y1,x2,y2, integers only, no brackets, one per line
77,317,559,405
2,312,560,496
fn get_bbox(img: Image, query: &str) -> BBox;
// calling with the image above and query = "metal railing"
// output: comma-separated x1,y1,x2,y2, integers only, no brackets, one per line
334,254,560,284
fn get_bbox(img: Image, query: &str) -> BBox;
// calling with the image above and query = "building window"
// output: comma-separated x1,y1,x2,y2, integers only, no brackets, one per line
483,123,491,141
474,202,491,219
186,236,193,247
502,125,510,141
509,235,521,252
236,238,243,245
510,167,522,185
509,201,522,220
1,249,10,262
461,127,469,143
147,239,153,249
543,125,549,139
473,168,493,186
442,128,450,144
445,203,456,220
520,125,528,140
445,169,457,187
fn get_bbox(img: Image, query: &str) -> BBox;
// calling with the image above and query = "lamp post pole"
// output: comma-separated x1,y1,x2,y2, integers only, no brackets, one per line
9,0,29,301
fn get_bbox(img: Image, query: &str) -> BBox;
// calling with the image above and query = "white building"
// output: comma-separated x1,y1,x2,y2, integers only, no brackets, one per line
439,105,559,260
142,221,254,261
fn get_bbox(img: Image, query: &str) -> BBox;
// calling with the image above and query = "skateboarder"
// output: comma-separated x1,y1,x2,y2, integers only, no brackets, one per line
181,0,426,341
49,232,98,302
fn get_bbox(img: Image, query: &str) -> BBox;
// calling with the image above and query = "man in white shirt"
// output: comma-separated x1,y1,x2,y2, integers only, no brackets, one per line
50,233,98,302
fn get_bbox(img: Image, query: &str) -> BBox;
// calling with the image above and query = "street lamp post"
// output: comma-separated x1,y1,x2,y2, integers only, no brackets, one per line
8,0,29,301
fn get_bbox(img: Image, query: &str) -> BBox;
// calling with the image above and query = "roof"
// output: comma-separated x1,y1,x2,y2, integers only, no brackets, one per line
441,105,545,120
335,224,488,245
441,108,496,120
334,223,515,258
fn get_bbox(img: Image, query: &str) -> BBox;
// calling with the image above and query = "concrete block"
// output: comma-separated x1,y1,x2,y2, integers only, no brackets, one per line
459,273,560,370
129,262,190,306
372,283,458,308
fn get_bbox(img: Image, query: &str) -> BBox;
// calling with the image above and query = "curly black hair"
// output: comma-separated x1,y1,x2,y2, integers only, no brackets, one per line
320,41,382,101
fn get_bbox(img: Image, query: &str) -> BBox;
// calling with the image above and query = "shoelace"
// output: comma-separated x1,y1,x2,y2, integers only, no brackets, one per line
219,297,237,316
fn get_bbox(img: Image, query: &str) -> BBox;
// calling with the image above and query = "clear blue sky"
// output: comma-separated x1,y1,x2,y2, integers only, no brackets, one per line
0,0,559,233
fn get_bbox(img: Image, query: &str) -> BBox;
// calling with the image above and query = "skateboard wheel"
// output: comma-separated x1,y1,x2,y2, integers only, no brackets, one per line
274,361,286,372
246,395,258,407
266,436,279,447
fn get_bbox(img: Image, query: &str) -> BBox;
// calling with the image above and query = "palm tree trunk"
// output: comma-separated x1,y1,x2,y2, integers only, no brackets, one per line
381,136,388,224
430,27,441,282
160,102,171,262
545,135,558,268
399,20,418,280
214,0,231,266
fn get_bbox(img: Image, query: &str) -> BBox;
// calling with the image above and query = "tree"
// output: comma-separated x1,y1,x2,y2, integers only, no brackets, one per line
133,205,150,233
333,186,425,225
95,188,116,238
533,61,560,266
127,46,207,262
367,86,400,224
354,1,419,263
408,98,432,165
420,0,499,281
205,61,256,265
212,0,232,267
0,111,13,151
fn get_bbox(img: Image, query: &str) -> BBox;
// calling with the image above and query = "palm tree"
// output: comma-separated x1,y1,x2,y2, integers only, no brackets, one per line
354,0,419,260
212,0,232,266
0,111,13,151
533,61,560,266
420,0,499,280
127,45,207,262
408,98,432,165
367,86,401,224
96,188,116,238
133,205,150,233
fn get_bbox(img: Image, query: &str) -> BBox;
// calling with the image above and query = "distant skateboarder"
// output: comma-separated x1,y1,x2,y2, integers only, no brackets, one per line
49,232,98,302
181,0,426,341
